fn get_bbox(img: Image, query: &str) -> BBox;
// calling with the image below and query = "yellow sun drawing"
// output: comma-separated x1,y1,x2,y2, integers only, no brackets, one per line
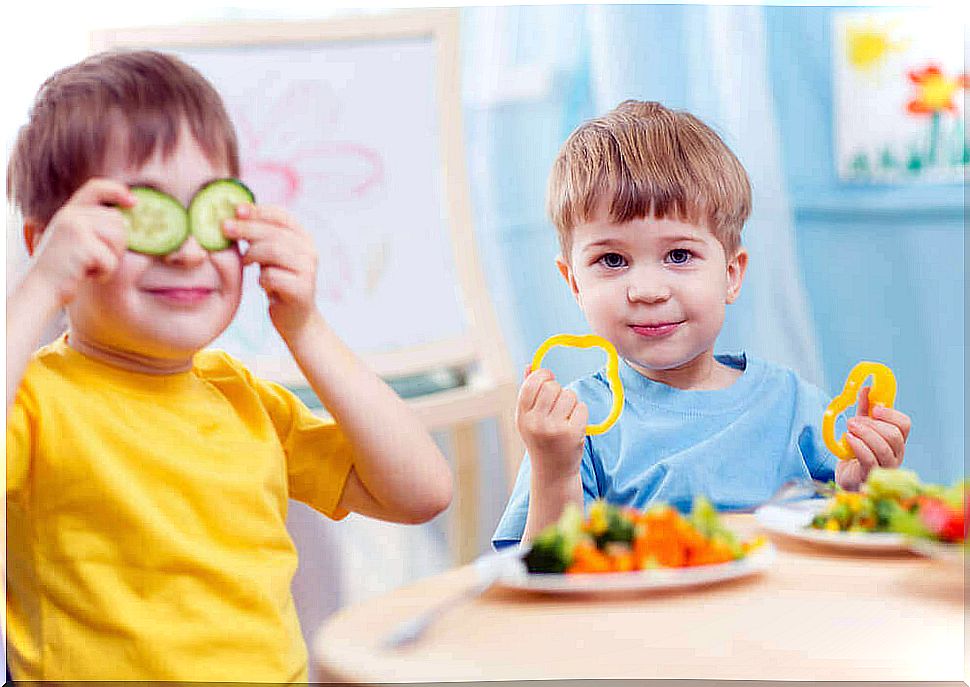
844,17,908,74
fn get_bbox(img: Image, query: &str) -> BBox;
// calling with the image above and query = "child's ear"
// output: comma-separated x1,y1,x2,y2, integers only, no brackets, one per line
24,220,43,257
725,247,748,304
556,256,582,304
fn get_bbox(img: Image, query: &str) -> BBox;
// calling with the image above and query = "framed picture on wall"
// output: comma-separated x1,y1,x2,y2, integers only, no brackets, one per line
833,9,967,184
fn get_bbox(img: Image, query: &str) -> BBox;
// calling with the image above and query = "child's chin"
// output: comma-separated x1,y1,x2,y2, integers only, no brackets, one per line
145,326,225,356
146,311,237,351
626,354,694,374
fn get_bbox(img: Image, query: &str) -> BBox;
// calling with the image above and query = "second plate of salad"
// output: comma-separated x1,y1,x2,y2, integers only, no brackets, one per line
755,467,967,554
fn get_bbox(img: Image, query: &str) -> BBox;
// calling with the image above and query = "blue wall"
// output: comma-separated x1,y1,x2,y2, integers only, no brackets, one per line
766,7,965,483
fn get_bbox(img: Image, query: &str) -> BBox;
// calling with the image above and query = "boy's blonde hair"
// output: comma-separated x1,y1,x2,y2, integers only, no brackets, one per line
7,50,239,228
548,100,751,259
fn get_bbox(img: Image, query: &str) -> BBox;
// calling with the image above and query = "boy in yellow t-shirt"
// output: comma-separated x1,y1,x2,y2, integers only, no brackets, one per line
5,50,452,682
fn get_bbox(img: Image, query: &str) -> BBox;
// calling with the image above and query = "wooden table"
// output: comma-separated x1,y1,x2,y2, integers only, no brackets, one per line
313,516,966,682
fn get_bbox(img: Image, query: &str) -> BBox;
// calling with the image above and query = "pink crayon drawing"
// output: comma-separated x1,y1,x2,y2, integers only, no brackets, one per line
227,79,389,306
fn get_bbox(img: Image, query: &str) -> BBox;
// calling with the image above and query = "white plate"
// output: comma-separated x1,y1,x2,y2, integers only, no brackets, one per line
494,544,774,594
755,499,910,552
907,537,967,566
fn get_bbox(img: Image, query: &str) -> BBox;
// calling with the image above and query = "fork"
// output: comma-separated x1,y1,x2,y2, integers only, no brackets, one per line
733,478,835,514
380,546,523,650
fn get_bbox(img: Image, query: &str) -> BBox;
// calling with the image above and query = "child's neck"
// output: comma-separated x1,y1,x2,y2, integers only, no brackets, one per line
628,352,742,391
67,330,195,375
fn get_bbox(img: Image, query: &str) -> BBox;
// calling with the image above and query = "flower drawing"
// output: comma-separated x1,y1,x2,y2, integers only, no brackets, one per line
905,63,968,166
906,64,969,115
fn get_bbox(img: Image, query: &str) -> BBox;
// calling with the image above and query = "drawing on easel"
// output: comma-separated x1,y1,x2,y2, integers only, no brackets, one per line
166,37,468,372
833,9,968,184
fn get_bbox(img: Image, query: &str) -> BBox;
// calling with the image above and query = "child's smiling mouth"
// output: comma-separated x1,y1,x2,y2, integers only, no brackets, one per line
629,321,684,338
144,287,215,306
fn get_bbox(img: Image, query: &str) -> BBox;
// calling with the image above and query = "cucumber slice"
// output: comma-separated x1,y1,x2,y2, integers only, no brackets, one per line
188,179,255,251
122,187,189,255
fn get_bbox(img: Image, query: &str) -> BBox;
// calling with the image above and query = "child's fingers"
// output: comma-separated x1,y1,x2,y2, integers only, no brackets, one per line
862,418,906,461
847,417,897,467
237,203,301,230
550,388,578,421
222,218,277,243
517,369,553,412
258,266,302,300
91,207,129,247
844,432,878,472
855,385,871,417
84,238,123,281
532,379,562,415
870,405,912,441
70,178,135,208
240,237,305,269
568,401,589,428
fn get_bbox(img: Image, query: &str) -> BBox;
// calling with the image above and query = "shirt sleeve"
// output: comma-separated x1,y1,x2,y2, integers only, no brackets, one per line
490,444,599,551
6,383,36,501
796,382,839,483
244,370,356,521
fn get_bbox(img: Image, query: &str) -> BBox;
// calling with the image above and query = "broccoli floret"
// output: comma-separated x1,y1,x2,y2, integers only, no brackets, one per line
523,528,570,573
874,498,901,529
523,503,586,573
690,496,743,556
810,514,829,529
689,496,719,539
593,506,635,548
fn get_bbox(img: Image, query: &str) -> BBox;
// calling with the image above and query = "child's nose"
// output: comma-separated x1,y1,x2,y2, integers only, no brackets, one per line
164,235,208,265
627,272,671,304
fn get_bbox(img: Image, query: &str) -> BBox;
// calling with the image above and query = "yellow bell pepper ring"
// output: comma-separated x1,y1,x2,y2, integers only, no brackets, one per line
530,334,625,436
822,361,898,460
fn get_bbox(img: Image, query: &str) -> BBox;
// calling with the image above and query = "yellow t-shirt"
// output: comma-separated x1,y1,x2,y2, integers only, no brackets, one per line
5,336,355,681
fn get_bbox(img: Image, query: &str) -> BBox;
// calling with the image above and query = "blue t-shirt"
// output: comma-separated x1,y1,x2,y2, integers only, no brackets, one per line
492,353,838,550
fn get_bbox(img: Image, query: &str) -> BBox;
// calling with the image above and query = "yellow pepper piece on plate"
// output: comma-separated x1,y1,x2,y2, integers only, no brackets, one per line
822,361,897,460
531,333,624,436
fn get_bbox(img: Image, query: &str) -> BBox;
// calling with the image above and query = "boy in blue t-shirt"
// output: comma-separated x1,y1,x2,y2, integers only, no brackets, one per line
493,101,912,549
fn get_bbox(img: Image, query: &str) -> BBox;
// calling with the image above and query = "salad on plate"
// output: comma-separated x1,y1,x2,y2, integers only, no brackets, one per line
495,498,771,594
756,467,967,555
809,468,967,546
525,497,764,574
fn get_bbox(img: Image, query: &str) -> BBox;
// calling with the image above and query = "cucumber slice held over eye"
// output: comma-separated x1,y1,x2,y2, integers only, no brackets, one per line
188,178,255,251
122,187,189,255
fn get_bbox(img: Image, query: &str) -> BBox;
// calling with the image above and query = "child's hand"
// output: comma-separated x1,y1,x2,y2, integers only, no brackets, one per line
223,204,318,338
28,178,133,306
836,385,912,490
516,367,588,480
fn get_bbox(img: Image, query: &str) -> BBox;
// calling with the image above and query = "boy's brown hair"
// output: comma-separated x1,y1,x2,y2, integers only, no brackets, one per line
7,49,239,227
548,100,751,259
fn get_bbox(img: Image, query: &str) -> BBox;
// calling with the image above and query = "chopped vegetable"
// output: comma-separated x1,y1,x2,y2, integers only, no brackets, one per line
865,467,923,500
524,498,760,574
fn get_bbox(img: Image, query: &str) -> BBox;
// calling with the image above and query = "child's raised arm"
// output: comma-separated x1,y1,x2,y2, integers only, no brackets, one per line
6,180,132,412
517,368,588,542
223,203,452,523
287,314,453,523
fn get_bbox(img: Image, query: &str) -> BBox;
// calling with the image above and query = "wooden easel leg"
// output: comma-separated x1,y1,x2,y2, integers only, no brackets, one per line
449,422,479,565
496,390,524,494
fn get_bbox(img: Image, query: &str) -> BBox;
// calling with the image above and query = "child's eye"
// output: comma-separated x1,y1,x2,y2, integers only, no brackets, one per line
598,253,627,269
667,249,693,265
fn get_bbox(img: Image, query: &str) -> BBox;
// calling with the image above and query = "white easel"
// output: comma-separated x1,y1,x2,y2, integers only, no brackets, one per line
91,10,523,563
